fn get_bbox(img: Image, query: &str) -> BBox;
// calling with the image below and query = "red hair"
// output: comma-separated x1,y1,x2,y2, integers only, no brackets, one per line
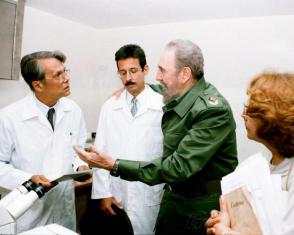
246,71,294,158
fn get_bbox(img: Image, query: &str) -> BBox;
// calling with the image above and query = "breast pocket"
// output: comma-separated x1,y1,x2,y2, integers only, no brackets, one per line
62,130,76,161
144,183,165,206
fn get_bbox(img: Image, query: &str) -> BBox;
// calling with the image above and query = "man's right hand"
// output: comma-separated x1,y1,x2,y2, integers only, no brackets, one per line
99,197,123,216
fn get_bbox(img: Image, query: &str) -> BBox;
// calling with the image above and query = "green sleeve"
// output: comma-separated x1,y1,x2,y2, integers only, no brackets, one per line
118,107,236,185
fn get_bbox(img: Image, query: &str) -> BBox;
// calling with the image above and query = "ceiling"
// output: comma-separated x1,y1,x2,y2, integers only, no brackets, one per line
25,0,294,29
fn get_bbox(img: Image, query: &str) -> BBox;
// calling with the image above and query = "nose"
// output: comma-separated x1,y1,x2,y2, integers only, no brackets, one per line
155,70,162,81
126,72,133,81
63,73,70,83
241,113,247,121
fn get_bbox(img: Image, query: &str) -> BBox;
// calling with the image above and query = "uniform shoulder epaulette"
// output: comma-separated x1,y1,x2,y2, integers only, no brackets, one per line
199,93,223,108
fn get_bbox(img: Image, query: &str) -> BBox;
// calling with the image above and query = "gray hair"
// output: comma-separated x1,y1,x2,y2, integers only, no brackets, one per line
166,39,204,80
20,50,66,90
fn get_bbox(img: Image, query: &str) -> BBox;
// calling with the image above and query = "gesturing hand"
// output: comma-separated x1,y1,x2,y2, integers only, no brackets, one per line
73,145,115,171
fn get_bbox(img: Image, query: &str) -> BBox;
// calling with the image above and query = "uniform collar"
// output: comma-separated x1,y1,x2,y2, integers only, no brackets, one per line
163,77,206,117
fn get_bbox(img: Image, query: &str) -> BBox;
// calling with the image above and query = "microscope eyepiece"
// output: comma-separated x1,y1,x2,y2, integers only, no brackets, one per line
33,185,47,198
22,180,37,192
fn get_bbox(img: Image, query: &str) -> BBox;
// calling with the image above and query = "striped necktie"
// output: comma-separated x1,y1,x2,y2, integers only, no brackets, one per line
131,97,137,116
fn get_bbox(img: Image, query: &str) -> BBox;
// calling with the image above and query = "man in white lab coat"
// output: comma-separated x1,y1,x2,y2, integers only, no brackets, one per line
0,51,88,233
91,44,164,235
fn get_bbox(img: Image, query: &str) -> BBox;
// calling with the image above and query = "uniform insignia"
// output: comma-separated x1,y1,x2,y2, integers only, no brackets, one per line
208,96,218,105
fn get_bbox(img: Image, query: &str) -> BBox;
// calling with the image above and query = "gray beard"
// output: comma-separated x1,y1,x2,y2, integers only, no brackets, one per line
162,87,177,104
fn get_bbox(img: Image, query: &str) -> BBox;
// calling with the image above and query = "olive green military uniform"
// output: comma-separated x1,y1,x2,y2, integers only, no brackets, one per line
117,78,238,235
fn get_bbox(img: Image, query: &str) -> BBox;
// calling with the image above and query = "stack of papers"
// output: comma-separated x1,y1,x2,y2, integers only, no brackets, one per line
221,152,286,235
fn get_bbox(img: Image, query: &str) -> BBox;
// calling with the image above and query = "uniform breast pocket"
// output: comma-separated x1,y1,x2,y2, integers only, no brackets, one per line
144,183,165,206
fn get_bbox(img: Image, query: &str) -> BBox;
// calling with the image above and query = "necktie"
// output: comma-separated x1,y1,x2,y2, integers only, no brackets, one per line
131,97,138,116
47,108,55,130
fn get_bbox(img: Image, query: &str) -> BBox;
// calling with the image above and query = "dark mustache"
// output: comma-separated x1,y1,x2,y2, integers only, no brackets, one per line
125,81,136,86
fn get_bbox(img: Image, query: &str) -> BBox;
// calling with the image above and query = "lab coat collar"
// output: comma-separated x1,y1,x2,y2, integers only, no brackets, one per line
112,85,162,112
21,92,73,130
22,92,43,121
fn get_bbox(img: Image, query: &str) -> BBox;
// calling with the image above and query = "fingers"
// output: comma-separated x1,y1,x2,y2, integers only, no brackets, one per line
87,145,96,152
74,145,98,161
87,145,102,157
206,227,216,235
107,206,117,216
100,198,117,216
73,145,86,156
73,145,91,163
205,210,221,229
219,195,227,213
210,209,219,218
112,198,123,209
31,175,55,188
78,165,90,171
205,217,220,229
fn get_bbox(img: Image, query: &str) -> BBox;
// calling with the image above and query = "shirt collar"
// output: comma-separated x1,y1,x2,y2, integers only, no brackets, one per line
163,77,207,117
33,93,59,118
114,85,162,111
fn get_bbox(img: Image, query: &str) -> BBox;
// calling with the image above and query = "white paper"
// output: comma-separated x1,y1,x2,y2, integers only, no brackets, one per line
50,169,96,183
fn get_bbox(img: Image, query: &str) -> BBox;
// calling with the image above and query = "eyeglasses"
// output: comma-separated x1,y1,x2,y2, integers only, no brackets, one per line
117,68,140,79
243,104,248,116
50,68,70,83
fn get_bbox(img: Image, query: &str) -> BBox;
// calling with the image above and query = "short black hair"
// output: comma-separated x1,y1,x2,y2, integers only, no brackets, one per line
115,44,146,70
20,50,66,90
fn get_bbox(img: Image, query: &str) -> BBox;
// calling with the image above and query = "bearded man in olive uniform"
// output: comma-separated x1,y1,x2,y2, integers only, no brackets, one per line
74,39,238,235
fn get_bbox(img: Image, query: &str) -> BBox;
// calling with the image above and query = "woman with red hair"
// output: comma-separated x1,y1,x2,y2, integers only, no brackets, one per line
205,71,294,235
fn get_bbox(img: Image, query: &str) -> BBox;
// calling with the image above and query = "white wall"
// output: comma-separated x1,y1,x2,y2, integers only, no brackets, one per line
1,6,293,161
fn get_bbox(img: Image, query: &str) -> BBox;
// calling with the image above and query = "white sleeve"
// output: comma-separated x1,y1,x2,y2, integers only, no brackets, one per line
0,113,32,190
72,107,88,171
91,104,112,199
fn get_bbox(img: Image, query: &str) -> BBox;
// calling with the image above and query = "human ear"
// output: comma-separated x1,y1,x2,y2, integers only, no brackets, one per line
143,64,149,75
180,67,192,83
32,80,44,92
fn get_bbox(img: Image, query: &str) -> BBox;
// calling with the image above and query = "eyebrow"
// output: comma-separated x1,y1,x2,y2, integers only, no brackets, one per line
158,65,166,72
118,67,139,72
52,67,65,77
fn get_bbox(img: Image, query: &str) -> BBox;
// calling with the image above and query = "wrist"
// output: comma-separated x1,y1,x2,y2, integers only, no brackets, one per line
110,159,120,177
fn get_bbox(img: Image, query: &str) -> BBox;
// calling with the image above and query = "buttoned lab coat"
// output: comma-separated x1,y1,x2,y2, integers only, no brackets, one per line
0,93,87,233
92,86,164,235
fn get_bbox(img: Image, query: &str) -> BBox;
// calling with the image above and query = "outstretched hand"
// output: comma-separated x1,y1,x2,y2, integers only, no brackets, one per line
73,145,115,171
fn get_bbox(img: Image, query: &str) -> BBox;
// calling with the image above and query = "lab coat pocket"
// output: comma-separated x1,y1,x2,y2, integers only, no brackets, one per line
63,131,76,159
144,183,165,206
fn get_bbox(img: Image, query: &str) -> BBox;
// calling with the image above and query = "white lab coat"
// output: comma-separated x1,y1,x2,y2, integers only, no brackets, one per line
0,92,87,233
92,86,164,235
